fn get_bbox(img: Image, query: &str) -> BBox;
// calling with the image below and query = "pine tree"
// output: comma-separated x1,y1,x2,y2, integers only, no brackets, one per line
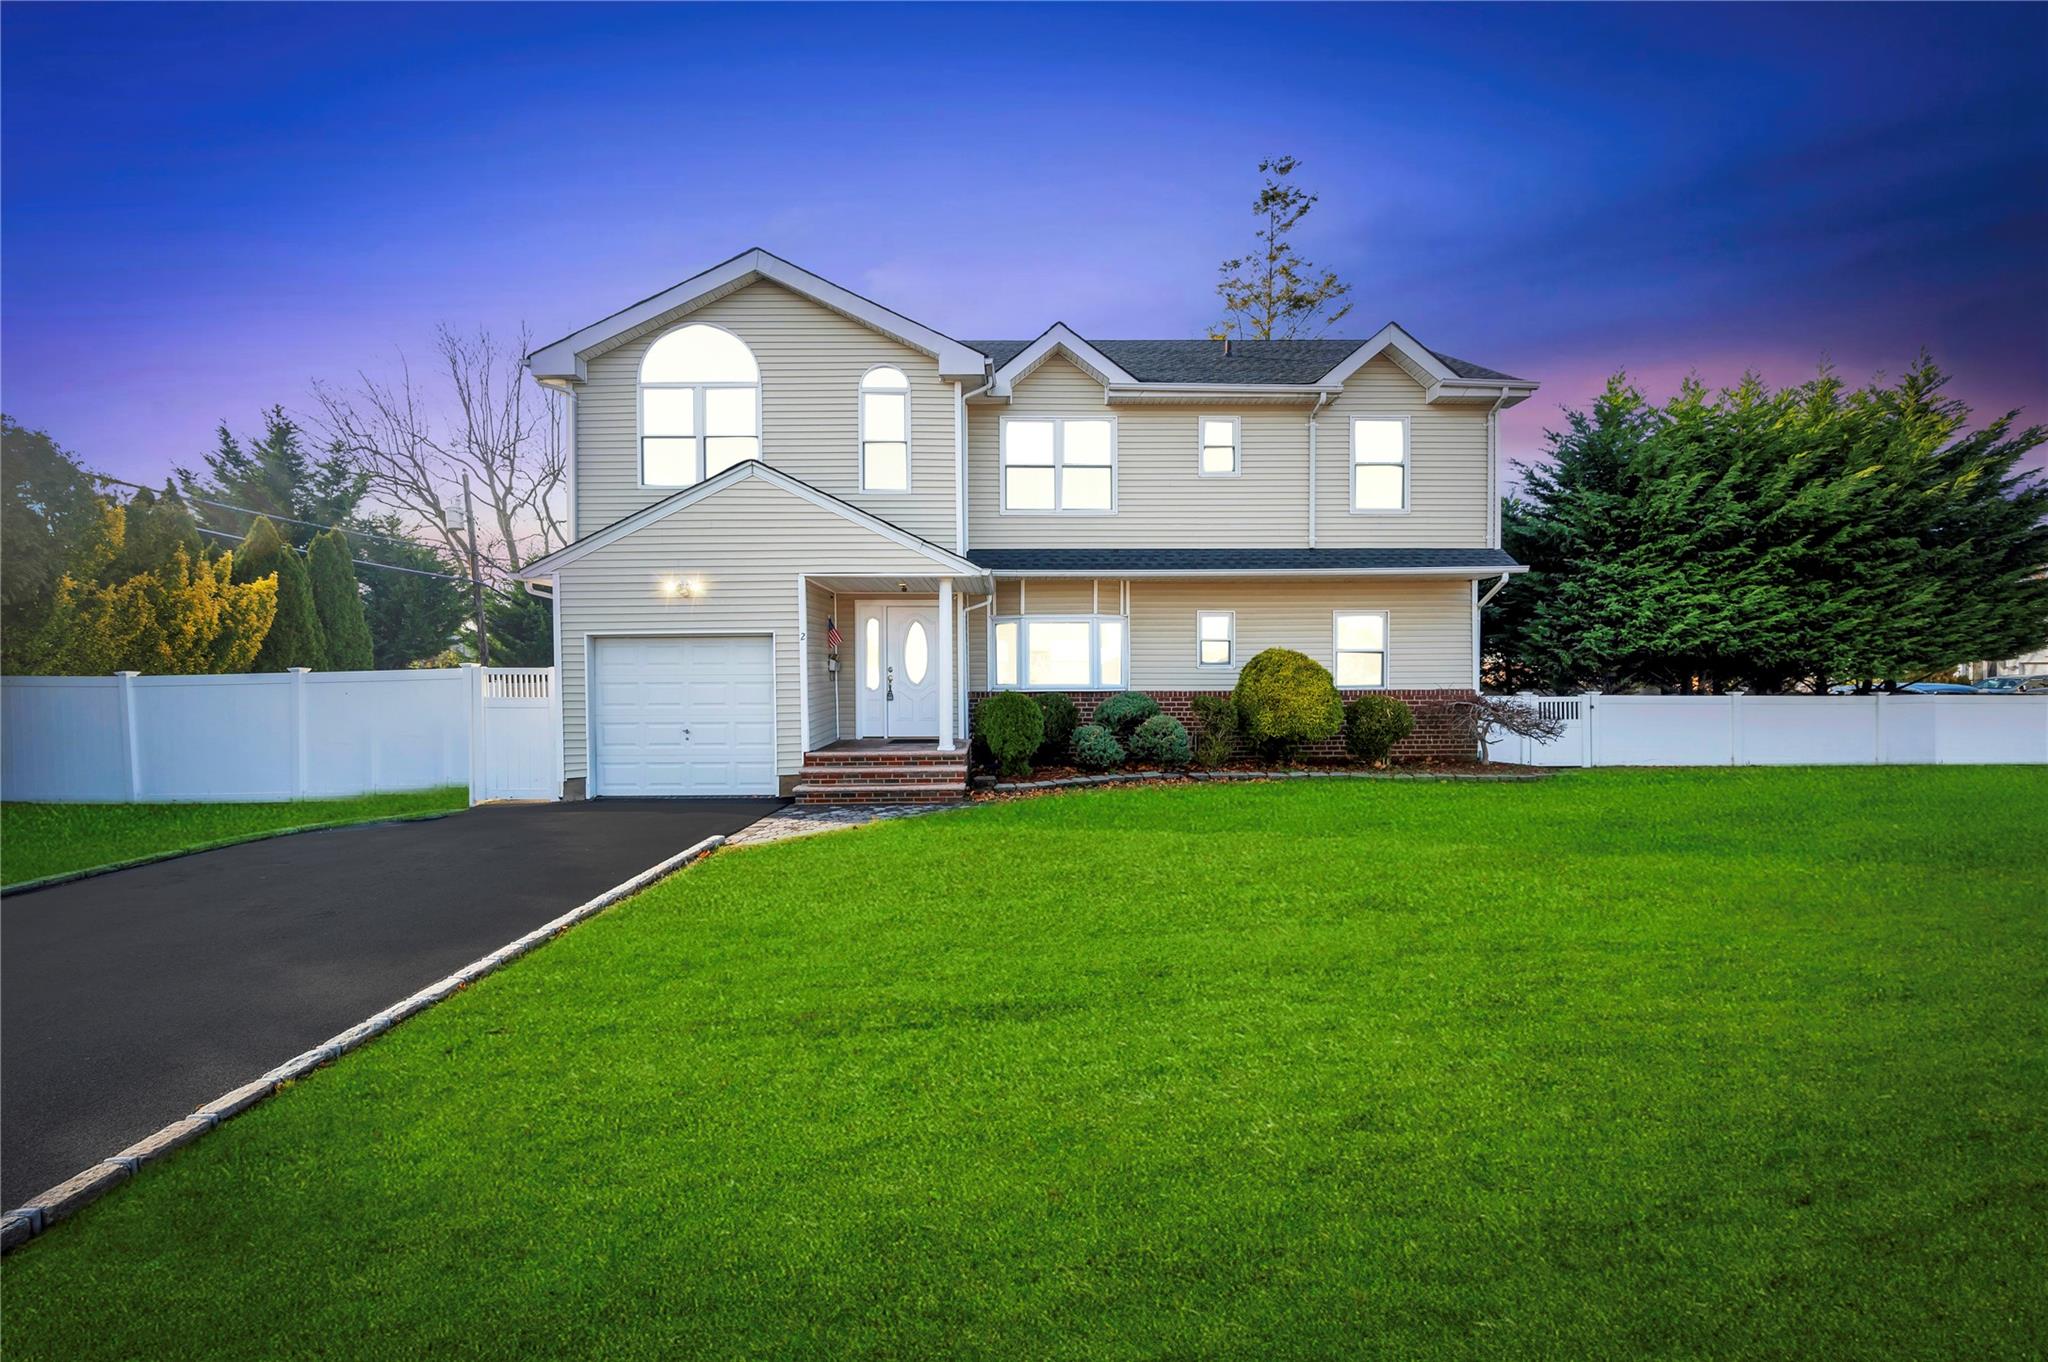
235,515,328,670
1214,156,1354,341
1487,361,2048,692
484,582,553,666
354,515,468,669
307,528,374,670
177,407,367,548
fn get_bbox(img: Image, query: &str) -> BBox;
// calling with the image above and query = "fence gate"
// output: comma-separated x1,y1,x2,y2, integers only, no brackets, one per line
1487,694,1590,766
473,666,559,802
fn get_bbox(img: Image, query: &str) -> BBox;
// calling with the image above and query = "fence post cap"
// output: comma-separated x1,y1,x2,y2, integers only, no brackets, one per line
287,667,312,675
113,670,141,678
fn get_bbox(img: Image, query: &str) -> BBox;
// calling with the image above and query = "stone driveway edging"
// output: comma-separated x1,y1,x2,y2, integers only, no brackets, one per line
0,832,729,1256
982,768,1550,794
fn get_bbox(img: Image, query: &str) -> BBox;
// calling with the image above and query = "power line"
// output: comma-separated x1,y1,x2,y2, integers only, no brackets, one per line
92,475,450,555
192,525,522,594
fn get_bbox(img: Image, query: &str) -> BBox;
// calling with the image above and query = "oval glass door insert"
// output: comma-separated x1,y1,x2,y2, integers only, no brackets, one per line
904,620,929,684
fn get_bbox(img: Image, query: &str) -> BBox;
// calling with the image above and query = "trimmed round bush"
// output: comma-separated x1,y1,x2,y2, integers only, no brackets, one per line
1232,647,1343,758
1069,723,1124,771
1092,691,1160,739
1033,691,1078,759
1128,713,1192,767
1344,693,1415,765
978,691,1046,776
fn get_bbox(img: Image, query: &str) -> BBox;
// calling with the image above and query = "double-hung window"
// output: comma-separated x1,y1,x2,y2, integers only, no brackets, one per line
640,323,761,487
1001,417,1115,512
1350,416,1408,512
991,616,1126,689
860,366,911,491
1196,611,1235,667
1198,416,1240,476
1333,611,1389,688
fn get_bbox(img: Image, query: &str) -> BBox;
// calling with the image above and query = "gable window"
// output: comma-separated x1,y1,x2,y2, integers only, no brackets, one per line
640,323,761,488
1198,416,1240,476
1350,416,1408,512
1196,611,1235,667
991,616,1126,689
1001,417,1116,513
1333,611,1389,688
860,366,911,492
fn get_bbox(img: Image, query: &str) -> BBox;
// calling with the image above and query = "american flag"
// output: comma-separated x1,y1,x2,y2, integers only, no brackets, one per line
826,617,841,651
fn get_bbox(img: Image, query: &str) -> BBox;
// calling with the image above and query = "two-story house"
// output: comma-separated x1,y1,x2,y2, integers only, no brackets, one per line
515,249,1534,801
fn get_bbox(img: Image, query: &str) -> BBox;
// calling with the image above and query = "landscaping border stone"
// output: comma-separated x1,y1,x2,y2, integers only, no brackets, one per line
0,832,729,1256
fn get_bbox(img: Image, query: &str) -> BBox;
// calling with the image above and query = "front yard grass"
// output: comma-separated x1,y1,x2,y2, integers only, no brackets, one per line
5,768,2043,1359
0,787,467,889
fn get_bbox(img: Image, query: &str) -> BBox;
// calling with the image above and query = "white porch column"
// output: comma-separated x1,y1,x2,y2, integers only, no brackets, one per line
938,578,955,750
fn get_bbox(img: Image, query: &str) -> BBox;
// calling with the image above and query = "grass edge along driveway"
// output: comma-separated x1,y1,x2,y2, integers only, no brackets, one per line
5,768,2044,1361
0,788,468,889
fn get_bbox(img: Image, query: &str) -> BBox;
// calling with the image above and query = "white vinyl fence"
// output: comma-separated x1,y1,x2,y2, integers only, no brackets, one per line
2,666,560,804
1487,692,2048,767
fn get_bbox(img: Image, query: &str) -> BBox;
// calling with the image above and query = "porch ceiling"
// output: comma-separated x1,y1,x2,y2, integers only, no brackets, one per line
810,573,993,595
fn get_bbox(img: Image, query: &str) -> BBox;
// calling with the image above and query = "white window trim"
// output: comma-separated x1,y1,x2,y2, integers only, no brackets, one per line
858,364,913,495
989,614,1129,690
1347,413,1411,515
998,414,1119,515
1331,609,1392,690
636,322,763,491
1195,610,1236,668
1196,415,1241,478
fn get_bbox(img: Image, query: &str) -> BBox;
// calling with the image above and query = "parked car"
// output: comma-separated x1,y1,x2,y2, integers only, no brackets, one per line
1898,682,1979,695
1974,676,2029,693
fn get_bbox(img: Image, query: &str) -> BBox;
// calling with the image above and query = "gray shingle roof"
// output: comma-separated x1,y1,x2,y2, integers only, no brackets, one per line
967,337,1526,385
966,548,1523,573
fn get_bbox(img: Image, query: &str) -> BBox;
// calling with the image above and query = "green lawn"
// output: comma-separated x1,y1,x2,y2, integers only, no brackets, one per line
0,788,468,888
5,769,2044,1359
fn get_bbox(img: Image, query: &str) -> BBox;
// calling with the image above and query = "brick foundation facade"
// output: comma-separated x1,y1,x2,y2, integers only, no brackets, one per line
969,688,1481,763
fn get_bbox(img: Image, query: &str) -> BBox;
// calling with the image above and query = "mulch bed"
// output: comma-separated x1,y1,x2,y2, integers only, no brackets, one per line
973,758,1548,798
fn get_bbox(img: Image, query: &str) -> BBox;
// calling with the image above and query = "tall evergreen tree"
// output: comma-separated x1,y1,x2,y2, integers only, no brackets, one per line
1488,361,2048,693
484,582,553,666
354,515,468,669
307,528,375,669
177,407,367,548
2,416,121,669
234,515,328,670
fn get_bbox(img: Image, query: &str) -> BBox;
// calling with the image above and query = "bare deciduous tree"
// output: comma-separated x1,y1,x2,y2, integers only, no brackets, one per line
313,326,565,577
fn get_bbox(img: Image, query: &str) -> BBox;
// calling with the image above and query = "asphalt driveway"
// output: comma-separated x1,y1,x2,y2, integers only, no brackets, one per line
1,797,782,1209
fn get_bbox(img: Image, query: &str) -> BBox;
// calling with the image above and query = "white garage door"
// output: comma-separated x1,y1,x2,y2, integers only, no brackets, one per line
591,636,776,796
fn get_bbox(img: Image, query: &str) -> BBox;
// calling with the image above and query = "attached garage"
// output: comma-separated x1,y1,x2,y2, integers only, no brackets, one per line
589,635,775,796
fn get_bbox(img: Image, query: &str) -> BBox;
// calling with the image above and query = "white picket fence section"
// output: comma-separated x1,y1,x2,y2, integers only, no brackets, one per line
1487,692,2048,766
1,666,560,804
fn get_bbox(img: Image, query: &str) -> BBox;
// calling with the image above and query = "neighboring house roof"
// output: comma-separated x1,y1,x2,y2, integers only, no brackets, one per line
966,548,1525,575
514,460,981,581
971,334,1527,386
526,247,988,384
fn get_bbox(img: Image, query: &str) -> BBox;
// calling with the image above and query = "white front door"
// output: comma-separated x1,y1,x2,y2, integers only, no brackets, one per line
855,602,939,737
590,635,776,796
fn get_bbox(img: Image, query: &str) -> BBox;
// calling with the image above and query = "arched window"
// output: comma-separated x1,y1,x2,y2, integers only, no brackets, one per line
640,323,760,488
859,365,910,492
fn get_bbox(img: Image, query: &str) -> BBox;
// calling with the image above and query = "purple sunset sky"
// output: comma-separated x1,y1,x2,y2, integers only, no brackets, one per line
3,2,2045,491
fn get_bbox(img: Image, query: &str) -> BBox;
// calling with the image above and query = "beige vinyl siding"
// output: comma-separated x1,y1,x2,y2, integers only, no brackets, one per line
968,575,1475,693
556,477,952,783
805,580,838,750
576,280,959,547
1315,356,1490,547
967,357,1313,549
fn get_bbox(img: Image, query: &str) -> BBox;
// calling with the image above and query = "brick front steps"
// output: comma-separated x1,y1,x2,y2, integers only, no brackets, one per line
795,748,970,805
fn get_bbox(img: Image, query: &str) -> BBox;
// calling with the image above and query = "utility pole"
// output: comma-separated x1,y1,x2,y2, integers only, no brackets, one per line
461,472,489,666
